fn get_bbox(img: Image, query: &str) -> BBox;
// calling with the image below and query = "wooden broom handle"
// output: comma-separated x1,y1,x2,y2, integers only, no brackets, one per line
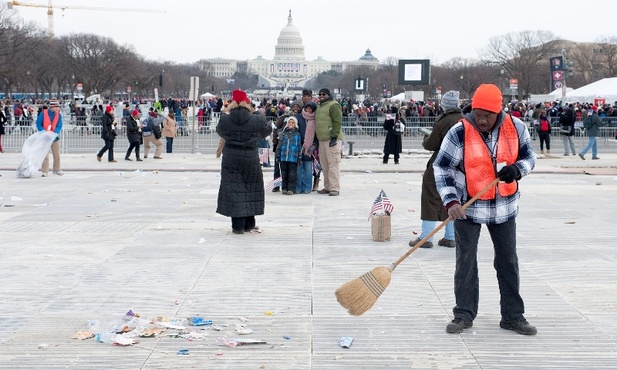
391,177,500,268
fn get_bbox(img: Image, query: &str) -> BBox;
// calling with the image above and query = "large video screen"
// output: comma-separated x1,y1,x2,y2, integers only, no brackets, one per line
398,59,430,85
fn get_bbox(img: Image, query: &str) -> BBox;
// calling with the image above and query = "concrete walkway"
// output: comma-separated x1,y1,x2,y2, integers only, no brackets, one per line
0,152,616,369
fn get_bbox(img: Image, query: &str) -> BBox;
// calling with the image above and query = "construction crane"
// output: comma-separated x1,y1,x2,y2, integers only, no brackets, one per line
6,0,166,37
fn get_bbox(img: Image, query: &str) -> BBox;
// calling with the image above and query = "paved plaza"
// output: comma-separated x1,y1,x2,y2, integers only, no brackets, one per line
0,151,616,369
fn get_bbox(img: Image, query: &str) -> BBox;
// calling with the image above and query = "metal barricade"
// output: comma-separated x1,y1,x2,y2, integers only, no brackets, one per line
1,114,615,154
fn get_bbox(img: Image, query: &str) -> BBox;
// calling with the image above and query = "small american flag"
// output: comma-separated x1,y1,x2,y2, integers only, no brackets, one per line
312,156,322,176
369,189,394,219
266,177,282,191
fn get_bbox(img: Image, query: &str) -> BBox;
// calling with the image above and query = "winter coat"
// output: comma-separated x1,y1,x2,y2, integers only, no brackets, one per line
216,101,271,218
421,108,462,221
315,97,343,141
296,105,316,161
0,110,6,135
142,116,162,139
559,108,575,136
100,112,116,141
382,111,402,156
125,116,142,144
275,127,302,163
162,116,177,138
583,112,603,136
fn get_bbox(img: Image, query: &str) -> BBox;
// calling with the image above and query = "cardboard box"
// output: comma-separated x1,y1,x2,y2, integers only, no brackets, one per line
371,214,391,242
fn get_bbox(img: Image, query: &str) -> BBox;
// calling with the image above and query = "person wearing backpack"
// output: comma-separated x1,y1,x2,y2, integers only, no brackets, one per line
535,110,551,154
579,106,603,160
142,111,164,159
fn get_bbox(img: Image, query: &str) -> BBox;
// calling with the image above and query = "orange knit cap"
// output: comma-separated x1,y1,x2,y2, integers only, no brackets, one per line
471,84,502,113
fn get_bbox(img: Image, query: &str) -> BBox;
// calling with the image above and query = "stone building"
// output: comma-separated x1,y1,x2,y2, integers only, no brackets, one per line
199,10,380,89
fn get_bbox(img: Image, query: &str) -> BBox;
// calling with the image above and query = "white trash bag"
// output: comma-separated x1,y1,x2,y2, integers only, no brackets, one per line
16,131,58,178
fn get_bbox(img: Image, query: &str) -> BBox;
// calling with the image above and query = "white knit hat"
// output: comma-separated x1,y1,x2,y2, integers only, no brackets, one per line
441,90,460,110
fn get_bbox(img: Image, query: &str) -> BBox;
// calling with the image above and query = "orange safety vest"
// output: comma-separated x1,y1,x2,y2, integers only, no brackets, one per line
43,109,60,132
463,115,519,200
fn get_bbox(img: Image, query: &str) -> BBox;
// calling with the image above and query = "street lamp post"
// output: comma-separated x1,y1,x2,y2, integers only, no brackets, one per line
26,71,31,101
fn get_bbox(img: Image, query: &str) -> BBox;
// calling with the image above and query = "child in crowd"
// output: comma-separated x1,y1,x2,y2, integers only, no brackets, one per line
275,116,302,195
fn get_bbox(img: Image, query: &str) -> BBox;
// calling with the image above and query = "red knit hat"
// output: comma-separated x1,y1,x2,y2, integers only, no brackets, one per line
232,89,250,104
471,84,502,113
131,109,139,116
105,105,113,113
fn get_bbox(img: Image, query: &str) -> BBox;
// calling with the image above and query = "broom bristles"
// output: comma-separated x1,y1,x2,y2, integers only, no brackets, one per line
335,266,392,316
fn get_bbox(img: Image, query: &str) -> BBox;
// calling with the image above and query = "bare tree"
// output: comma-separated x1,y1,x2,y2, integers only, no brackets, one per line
481,31,559,97
56,34,136,97
0,4,44,96
596,37,617,78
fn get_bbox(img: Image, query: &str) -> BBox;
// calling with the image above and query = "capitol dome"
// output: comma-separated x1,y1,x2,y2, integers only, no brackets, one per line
274,10,305,61
359,48,378,61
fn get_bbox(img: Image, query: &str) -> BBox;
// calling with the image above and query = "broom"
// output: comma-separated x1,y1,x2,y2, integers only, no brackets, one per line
335,177,500,316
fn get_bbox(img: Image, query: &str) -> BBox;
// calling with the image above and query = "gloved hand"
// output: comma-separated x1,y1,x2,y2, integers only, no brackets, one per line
497,164,520,183
329,137,337,147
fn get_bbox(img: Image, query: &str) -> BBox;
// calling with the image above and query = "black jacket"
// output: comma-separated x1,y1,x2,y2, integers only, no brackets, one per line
100,112,116,140
216,103,271,217
126,116,142,143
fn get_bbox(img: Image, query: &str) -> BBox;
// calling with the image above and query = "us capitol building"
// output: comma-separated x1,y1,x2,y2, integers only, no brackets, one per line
198,10,379,91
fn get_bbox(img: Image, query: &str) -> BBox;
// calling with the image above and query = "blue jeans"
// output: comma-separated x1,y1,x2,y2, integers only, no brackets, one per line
166,137,173,153
579,136,597,158
420,220,454,242
452,218,525,323
296,160,313,193
97,139,115,161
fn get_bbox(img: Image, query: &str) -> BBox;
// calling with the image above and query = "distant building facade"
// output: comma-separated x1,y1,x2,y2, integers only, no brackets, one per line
198,10,380,89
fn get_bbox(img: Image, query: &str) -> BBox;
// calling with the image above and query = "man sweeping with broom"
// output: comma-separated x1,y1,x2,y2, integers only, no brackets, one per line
433,83,537,335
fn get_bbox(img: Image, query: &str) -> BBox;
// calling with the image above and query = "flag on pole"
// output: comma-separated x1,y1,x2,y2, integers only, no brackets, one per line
368,189,394,220
266,177,282,191
312,156,322,176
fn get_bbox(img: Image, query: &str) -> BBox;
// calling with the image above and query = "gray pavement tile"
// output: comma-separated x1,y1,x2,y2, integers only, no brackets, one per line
0,154,616,368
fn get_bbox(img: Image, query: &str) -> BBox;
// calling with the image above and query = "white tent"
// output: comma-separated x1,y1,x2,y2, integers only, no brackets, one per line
384,92,406,103
200,92,215,98
548,87,574,99
565,77,617,103
529,87,574,103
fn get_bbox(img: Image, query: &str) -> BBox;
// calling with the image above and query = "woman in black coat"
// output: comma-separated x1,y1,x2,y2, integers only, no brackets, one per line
216,90,271,234
96,105,117,162
0,104,6,153
125,109,143,161
382,107,403,164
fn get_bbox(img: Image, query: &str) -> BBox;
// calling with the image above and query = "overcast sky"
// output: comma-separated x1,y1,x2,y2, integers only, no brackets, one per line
9,0,617,65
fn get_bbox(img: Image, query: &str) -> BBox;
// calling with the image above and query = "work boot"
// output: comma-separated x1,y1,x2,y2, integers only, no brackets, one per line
547,149,551,154
500,319,537,336
446,318,473,334
409,237,433,248
438,238,455,248
540,150,544,154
